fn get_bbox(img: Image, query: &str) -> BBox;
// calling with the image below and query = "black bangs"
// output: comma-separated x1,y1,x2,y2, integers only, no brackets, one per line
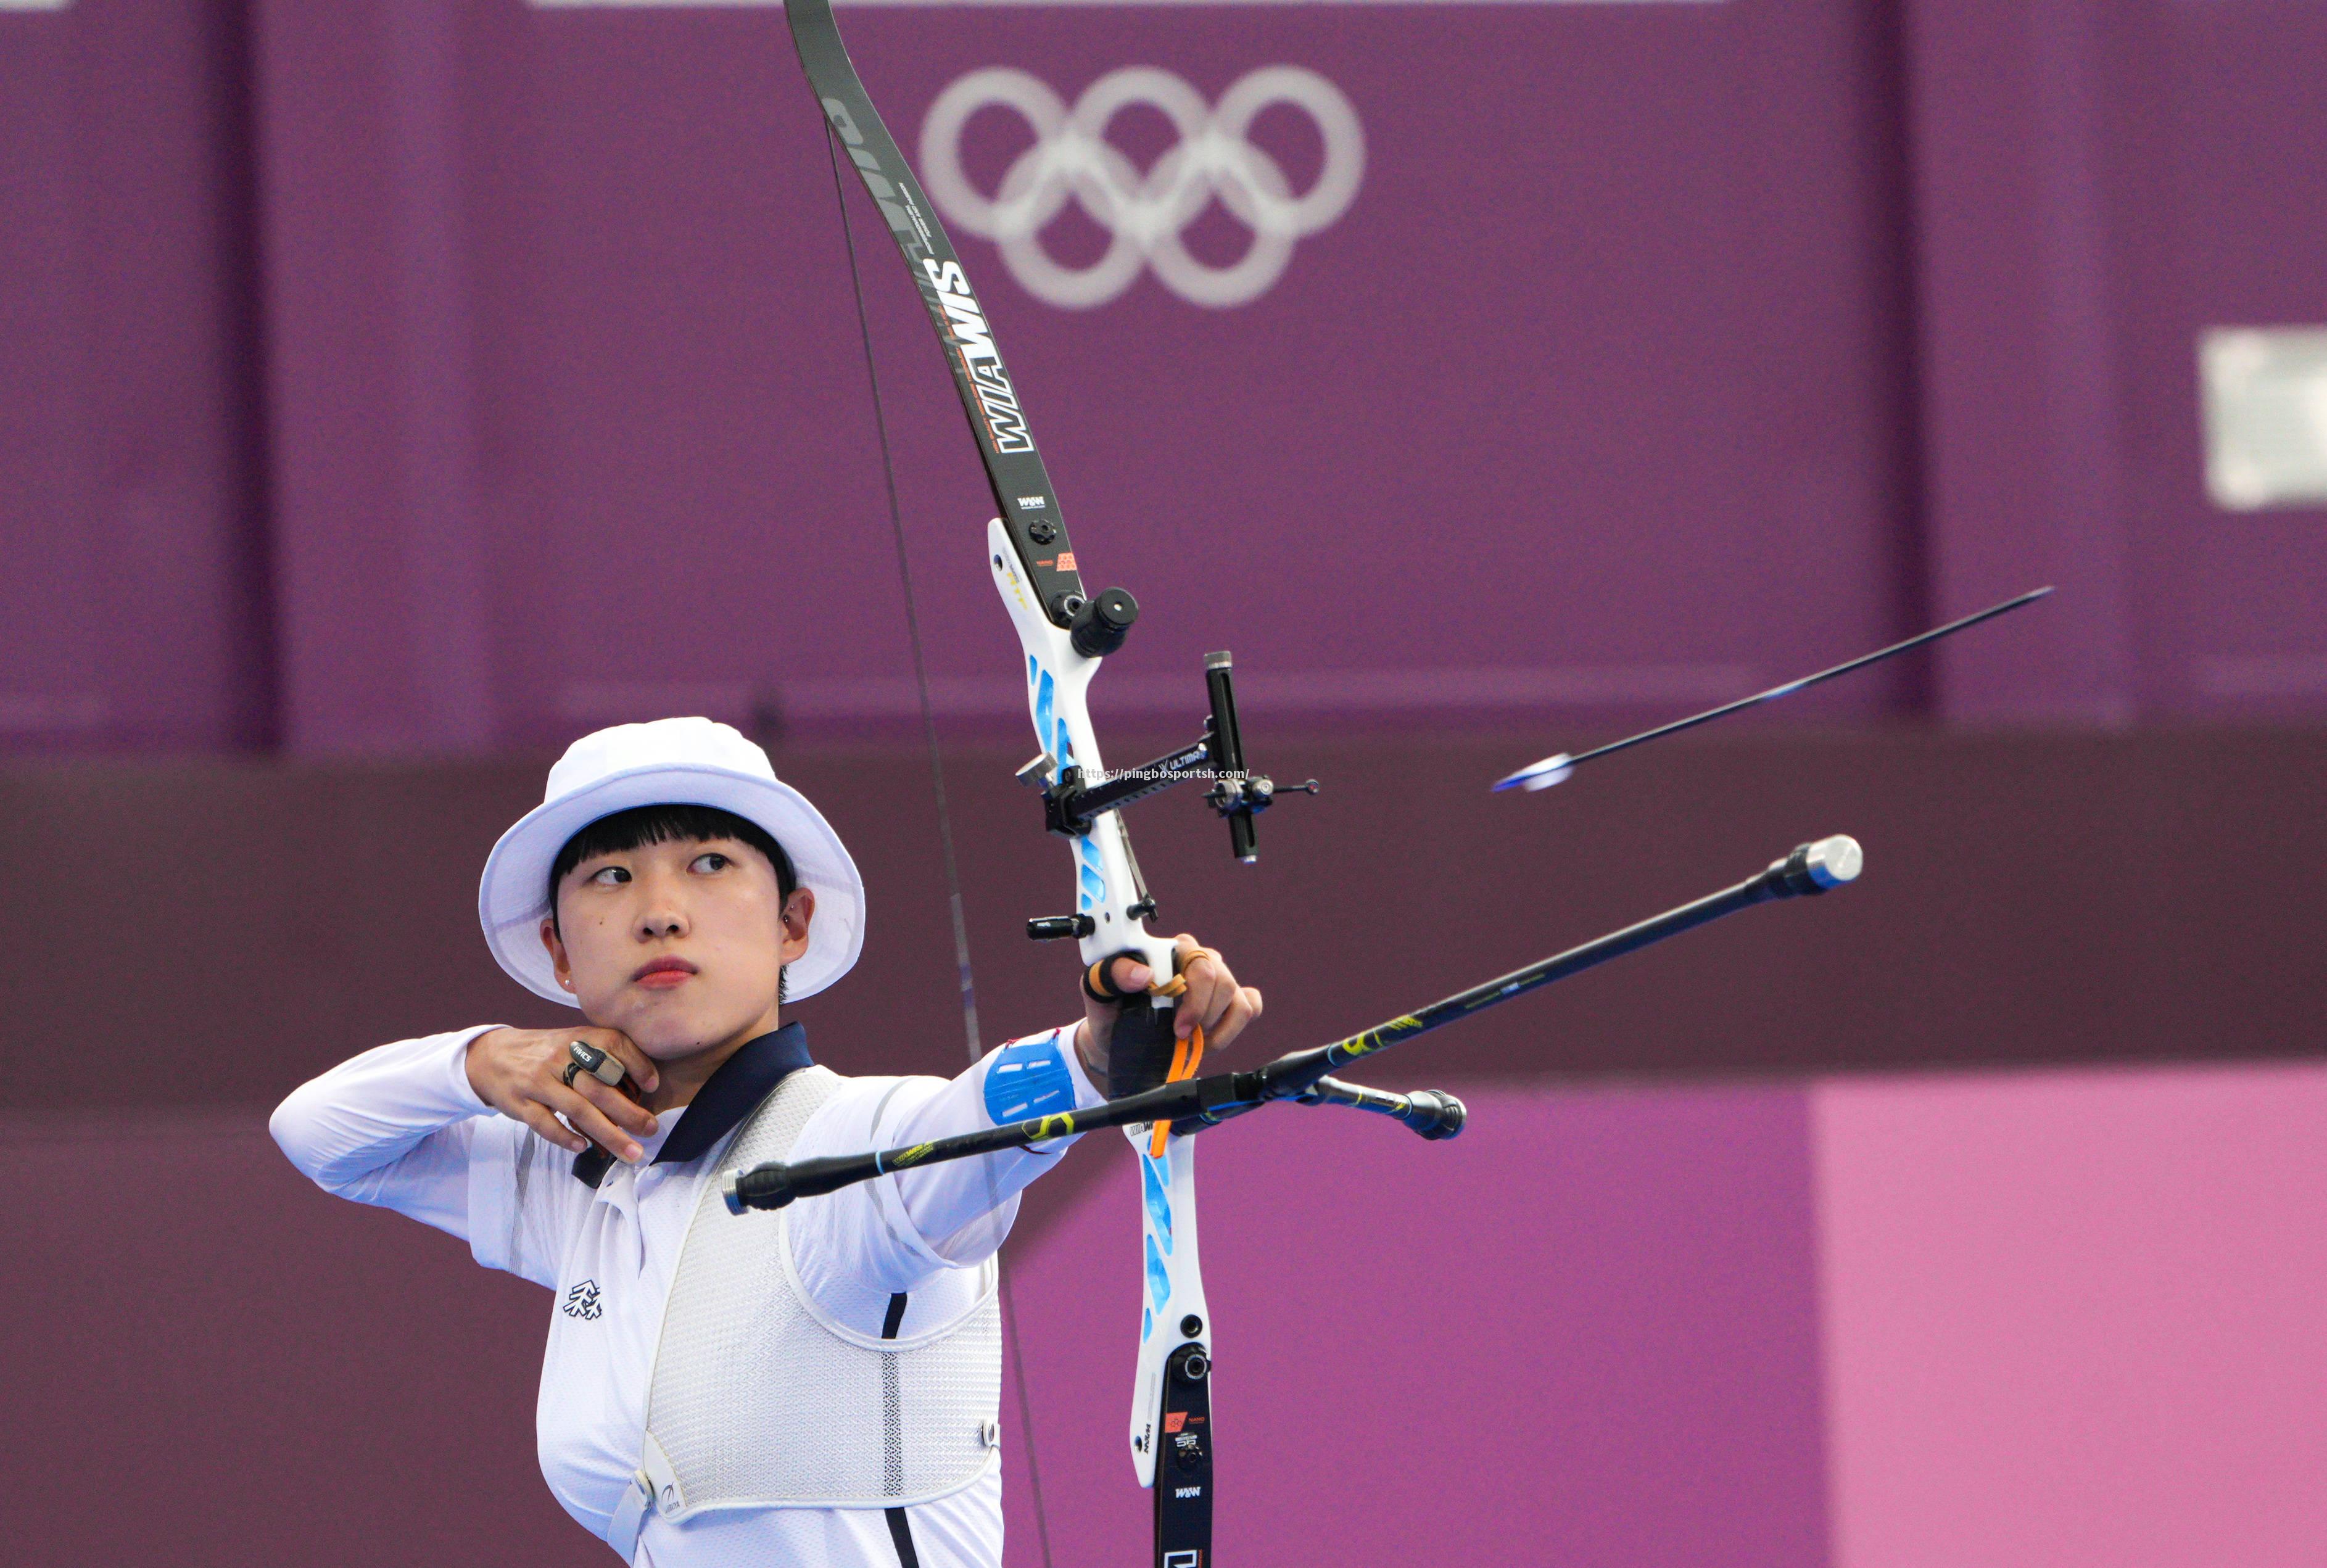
548,803,798,912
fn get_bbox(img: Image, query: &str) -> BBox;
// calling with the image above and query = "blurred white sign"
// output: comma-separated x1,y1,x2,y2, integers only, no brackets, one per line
0,1,73,10
2201,327,2327,510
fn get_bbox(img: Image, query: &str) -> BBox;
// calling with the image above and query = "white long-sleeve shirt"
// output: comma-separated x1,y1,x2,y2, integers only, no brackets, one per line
270,1021,1099,1567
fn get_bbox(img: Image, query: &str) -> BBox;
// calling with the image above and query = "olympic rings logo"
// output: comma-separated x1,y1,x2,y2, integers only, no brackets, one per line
917,66,1366,310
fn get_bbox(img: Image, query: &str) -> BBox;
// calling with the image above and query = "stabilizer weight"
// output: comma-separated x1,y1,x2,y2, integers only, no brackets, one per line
1399,1088,1468,1140
722,1153,880,1214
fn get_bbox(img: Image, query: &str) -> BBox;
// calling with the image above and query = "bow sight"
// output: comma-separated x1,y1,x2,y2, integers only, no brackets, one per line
1022,640,1318,943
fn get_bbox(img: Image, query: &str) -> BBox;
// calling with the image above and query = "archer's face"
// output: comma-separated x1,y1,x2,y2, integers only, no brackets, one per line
540,835,812,1058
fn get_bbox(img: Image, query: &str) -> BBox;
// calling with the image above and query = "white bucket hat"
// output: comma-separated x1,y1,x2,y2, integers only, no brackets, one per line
477,717,865,1007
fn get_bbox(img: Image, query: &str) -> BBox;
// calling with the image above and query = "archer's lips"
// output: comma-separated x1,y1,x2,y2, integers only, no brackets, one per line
632,957,698,989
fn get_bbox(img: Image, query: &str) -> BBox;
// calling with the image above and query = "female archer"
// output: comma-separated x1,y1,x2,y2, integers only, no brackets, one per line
271,716,1260,1567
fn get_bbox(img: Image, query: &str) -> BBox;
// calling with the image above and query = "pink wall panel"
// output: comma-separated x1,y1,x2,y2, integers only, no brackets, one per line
1813,1063,2327,1568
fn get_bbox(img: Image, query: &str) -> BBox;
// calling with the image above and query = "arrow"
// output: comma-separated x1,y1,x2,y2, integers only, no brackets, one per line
1493,587,2055,792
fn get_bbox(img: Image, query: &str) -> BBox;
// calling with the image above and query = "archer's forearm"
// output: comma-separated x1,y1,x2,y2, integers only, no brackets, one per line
268,1025,505,1224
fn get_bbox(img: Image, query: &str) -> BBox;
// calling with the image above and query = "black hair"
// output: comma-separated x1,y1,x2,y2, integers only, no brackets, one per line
548,803,801,999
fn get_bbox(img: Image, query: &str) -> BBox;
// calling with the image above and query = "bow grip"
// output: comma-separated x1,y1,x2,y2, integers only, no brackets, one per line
1085,946,1186,1099
1104,996,1184,1100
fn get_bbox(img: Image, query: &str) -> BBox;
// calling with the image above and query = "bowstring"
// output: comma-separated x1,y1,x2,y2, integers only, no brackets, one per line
822,126,1060,1568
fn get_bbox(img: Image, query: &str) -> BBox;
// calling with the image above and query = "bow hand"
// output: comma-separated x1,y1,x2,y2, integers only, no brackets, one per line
1074,935,1263,1091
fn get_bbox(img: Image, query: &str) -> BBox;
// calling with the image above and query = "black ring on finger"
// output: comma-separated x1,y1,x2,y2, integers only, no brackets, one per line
560,1060,584,1087
566,1038,626,1087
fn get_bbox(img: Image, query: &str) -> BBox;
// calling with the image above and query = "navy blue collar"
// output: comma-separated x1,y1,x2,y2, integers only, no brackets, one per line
655,1021,815,1166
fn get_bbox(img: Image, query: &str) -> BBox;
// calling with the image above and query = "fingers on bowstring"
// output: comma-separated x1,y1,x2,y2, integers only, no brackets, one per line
550,1081,647,1164
571,1067,659,1137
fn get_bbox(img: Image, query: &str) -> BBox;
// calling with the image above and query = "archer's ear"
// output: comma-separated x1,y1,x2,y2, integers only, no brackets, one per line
540,917,576,992
779,886,816,964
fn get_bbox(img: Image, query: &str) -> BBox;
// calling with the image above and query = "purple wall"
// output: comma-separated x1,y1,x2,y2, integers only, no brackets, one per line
247,0,1924,753
0,0,275,750
9,1,2325,756
6,1109,588,1566
1003,1084,1830,1567
1903,0,2327,720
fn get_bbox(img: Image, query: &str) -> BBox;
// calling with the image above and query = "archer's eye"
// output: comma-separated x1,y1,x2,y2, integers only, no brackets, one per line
589,865,630,886
690,852,731,873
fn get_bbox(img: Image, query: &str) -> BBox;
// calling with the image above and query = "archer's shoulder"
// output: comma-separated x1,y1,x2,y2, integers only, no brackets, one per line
811,1069,929,1117
781,1070,917,1162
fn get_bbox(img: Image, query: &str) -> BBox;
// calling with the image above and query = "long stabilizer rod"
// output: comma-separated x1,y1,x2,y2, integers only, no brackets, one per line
724,835,1864,1215
1494,587,2054,792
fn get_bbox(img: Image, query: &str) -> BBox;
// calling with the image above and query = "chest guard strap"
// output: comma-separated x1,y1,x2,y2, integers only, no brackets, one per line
610,1066,1002,1560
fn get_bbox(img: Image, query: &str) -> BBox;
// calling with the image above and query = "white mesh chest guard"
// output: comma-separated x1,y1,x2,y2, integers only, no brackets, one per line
626,1065,1002,1541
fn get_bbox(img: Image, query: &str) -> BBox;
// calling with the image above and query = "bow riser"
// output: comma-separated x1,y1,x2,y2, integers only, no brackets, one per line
990,518,1214,1494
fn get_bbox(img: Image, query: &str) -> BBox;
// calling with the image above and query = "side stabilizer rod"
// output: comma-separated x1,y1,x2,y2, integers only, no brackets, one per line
1296,1075,1468,1140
